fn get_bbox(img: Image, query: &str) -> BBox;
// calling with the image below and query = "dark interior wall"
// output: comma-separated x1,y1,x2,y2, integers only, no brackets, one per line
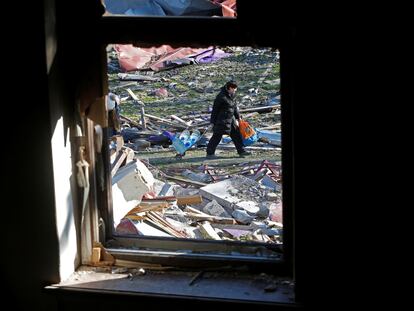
1,0,61,310
1,0,110,308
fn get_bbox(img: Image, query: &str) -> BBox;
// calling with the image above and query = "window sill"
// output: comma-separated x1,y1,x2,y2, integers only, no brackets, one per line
45,266,299,308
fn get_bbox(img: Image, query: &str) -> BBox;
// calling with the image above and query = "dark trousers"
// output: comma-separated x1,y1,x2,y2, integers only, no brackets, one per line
207,123,245,155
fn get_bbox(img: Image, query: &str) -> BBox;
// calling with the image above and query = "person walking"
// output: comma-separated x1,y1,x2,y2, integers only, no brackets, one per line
206,80,251,158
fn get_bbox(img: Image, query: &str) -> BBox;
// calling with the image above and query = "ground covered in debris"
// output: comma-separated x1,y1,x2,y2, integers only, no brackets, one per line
108,46,280,129
107,46,282,245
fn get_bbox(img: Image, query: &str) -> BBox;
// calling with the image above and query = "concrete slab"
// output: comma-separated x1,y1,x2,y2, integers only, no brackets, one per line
199,175,268,216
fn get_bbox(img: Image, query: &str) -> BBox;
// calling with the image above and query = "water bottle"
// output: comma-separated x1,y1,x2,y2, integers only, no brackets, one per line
172,134,187,154
189,130,200,145
162,130,186,154
179,129,190,143
184,130,200,148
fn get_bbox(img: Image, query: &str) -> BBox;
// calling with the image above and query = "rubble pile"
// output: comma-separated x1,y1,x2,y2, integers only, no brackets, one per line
110,137,282,244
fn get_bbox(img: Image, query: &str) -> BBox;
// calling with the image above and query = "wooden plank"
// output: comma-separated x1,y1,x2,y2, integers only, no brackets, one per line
125,147,135,164
184,206,208,215
141,196,177,202
171,114,191,127
125,215,145,221
144,113,171,123
125,202,163,217
118,73,160,81
126,88,146,129
111,81,137,90
114,259,172,270
80,120,98,265
137,202,169,212
176,194,202,206
145,113,186,129
184,212,236,225
93,241,115,264
199,222,221,240
152,212,188,238
126,203,168,216
119,114,142,128
91,247,101,264
210,223,256,230
145,213,188,238
111,150,127,177
126,88,140,101
165,175,207,187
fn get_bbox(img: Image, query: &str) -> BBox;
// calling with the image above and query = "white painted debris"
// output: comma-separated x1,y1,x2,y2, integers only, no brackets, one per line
236,201,260,215
112,159,154,226
199,222,221,240
133,221,172,237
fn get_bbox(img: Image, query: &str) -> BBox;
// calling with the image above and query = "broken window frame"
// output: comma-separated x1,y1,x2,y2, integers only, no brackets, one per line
82,12,295,275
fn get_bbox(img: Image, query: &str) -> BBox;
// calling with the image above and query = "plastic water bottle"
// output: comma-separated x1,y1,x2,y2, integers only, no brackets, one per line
183,130,201,148
162,130,186,154
172,134,187,154
179,129,190,143
189,130,200,145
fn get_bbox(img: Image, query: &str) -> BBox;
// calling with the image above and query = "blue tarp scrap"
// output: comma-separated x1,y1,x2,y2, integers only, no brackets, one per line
104,0,222,17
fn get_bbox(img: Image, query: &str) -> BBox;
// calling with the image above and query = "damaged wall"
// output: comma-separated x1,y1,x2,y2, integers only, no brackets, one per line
49,109,78,281
1,0,100,309
46,0,86,284
2,0,62,310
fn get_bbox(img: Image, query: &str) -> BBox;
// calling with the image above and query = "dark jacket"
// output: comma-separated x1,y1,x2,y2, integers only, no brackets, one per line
210,86,240,134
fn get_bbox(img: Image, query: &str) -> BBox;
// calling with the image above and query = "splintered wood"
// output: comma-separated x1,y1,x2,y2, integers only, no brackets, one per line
146,211,188,238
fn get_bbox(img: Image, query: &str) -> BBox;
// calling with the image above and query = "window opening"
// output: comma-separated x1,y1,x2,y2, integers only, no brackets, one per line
105,44,282,257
